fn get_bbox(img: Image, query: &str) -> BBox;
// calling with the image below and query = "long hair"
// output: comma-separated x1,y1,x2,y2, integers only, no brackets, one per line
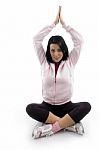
46,35,69,63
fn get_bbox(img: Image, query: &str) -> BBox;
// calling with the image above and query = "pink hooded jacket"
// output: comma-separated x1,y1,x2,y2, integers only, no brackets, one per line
33,23,83,105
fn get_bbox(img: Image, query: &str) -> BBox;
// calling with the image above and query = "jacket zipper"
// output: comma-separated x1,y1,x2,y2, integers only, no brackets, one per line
54,77,56,104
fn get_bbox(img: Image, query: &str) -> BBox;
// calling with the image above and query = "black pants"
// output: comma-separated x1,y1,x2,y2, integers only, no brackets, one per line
26,101,91,123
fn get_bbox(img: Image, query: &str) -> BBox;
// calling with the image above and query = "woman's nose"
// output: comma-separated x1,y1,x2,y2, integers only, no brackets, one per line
54,52,59,57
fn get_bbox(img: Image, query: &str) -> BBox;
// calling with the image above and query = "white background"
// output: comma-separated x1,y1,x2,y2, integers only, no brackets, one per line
0,0,99,149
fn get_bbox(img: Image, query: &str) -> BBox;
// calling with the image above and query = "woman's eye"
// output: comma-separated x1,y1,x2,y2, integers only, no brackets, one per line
51,49,55,52
58,49,61,52
51,49,62,53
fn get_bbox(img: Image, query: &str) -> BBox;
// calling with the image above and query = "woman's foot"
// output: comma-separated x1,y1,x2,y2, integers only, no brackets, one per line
32,121,61,139
64,122,84,135
32,124,54,139
32,122,45,137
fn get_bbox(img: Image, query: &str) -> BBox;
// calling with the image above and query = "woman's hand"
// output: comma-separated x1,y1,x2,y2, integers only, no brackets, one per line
54,6,61,25
54,6,65,26
59,6,65,25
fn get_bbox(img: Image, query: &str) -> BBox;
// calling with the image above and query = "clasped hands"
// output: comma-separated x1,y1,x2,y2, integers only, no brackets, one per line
54,6,65,25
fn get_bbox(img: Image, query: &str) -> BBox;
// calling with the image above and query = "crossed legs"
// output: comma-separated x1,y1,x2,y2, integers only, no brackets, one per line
26,101,91,129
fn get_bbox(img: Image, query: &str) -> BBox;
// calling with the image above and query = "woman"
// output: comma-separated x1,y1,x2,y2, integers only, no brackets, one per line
26,6,91,139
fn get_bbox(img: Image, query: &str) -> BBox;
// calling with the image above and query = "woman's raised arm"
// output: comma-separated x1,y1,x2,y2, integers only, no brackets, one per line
59,7,83,67
33,7,61,65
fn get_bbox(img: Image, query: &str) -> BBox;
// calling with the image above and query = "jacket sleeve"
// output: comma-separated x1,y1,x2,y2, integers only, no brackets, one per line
33,23,56,65
62,24,83,67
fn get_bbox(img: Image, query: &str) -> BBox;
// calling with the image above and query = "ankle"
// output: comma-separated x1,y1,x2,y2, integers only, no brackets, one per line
52,121,61,133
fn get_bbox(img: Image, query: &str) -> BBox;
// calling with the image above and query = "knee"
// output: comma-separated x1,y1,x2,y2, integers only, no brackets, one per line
85,102,91,112
26,104,34,115
82,102,91,113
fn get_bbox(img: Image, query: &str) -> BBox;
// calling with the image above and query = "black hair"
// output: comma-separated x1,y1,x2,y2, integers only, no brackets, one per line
46,35,69,63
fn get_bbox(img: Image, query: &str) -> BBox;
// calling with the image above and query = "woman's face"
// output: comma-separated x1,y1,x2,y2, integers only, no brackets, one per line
50,44,63,63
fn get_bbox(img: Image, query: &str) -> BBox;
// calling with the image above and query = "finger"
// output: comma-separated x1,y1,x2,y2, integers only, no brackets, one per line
59,6,62,12
59,6,62,18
